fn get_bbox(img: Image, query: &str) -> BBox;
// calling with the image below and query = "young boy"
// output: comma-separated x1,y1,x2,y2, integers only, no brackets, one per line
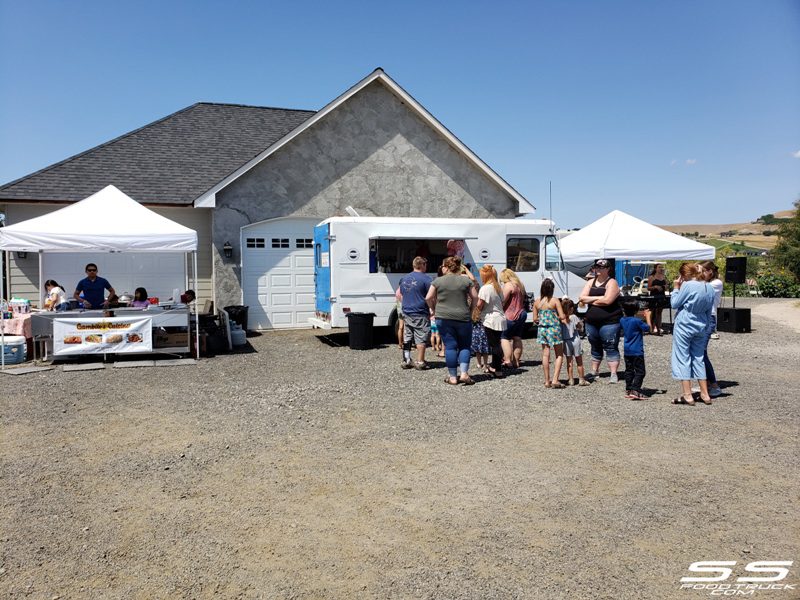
620,302,649,400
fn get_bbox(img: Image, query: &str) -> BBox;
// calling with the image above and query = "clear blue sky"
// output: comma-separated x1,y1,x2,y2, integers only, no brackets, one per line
1,0,798,228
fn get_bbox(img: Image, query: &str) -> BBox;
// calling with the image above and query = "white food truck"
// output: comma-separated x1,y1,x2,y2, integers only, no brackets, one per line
309,216,589,330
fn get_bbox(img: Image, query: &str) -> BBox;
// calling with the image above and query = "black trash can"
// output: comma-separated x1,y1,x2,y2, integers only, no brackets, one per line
224,305,249,331
346,312,376,350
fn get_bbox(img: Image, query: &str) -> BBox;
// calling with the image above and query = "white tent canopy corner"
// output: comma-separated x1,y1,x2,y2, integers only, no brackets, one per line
0,185,200,364
0,185,197,252
558,209,716,263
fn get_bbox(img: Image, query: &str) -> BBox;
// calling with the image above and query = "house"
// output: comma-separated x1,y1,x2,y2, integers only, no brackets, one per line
0,69,534,329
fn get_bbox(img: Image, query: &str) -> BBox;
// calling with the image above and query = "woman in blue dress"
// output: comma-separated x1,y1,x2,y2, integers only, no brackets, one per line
670,262,716,405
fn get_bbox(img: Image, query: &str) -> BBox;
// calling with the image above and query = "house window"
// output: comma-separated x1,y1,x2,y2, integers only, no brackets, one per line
296,238,313,249
507,238,540,272
246,237,265,248
271,238,289,248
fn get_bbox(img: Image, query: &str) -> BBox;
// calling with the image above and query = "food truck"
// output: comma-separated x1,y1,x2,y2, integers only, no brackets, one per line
308,217,588,330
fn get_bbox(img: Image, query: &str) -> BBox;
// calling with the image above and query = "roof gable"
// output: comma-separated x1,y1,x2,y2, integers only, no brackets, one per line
197,69,534,213
0,103,315,205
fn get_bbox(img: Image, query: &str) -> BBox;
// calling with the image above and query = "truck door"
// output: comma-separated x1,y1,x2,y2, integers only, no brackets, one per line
314,223,331,313
544,234,570,297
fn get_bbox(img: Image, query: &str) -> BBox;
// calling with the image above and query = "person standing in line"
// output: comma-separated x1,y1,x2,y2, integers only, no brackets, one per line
620,302,649,400
426,256,478,385
699,260,724,398
499,268,528,369
398,257,432,370
670,262,715,406
473,265,507,379
560,298,589,386
74,263,115,310
532,278,568,388
579,259,623,383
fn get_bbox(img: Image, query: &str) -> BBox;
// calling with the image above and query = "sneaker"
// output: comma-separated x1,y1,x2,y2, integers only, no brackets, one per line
709,386,722,398
608,373,618,384
401,361,414,369
710,332,720,340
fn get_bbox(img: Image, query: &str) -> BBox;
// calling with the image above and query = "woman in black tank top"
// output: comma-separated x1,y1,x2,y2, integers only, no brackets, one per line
578,260,623,382
646,263,668,334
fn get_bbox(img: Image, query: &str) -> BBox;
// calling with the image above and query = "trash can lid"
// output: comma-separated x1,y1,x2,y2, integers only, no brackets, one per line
345,312,376,317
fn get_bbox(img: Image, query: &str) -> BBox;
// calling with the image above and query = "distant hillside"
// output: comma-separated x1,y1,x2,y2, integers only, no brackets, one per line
659,208,795,250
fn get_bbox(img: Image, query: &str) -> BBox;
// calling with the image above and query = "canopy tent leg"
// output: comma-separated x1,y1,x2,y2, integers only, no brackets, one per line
193,251,199,360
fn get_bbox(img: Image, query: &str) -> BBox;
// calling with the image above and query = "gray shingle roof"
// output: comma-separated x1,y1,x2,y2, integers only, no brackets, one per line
0,103,316,205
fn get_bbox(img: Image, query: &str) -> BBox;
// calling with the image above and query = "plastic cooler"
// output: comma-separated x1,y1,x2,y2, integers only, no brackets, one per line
2,335,27,365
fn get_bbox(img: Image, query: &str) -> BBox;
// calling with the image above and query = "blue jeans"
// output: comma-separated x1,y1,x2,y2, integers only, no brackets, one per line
437,318,473,377
703,316,717,384
585,321,621,363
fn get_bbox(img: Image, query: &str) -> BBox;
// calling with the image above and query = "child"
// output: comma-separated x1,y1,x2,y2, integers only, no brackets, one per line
620,302,649,400
430,320,443,357
560,298,589,386
471,314,490,371
532,278,567,388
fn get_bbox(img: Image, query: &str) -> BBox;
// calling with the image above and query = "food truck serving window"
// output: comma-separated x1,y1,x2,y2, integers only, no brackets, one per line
507,238,540,272
369,238,451,274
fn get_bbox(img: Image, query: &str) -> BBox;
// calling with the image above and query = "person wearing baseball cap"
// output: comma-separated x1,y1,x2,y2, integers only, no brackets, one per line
578,259,623,383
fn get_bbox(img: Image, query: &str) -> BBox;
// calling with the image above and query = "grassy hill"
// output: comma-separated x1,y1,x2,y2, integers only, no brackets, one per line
659,207,795,251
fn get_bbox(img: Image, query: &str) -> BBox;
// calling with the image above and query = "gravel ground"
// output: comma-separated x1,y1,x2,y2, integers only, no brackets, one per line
1,297,798,599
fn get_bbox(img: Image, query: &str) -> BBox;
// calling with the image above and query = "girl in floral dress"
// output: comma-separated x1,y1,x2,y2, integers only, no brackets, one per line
532,278,568,388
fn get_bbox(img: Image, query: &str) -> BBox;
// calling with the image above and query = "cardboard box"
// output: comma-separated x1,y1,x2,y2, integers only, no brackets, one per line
153,331,190,348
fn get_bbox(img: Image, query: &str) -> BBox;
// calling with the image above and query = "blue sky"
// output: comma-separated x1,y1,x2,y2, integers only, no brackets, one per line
1,0,798,228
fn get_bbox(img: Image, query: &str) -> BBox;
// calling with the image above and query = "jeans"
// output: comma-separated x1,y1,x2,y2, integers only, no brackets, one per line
437,318,473,377
703,315,717,384
624,354,646,392
585,321,621,363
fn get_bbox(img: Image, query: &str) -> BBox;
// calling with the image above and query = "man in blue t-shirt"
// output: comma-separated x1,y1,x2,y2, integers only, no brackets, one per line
74,263,116,310
397,256,432,370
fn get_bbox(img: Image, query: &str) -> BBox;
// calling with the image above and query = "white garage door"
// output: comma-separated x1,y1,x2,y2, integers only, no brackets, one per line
43,253,186,302
241,217,320,330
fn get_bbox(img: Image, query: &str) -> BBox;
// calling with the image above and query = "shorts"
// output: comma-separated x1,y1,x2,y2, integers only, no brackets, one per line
430,321,439,334
403,314,431,346
563,336,582,357
501,311,528,340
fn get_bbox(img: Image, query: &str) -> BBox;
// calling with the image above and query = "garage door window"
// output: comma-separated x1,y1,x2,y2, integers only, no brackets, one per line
295,238,313,248
271,238,289,248
246,238,265,248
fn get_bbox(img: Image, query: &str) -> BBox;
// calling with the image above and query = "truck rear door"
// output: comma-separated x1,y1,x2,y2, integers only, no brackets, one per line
314,223,331,314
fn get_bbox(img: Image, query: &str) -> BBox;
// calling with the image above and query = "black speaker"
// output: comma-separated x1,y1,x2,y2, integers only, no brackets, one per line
717,307,751,333
725,257,747,284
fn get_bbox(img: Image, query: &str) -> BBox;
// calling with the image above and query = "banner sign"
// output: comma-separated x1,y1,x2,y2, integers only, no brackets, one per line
53,316,153,356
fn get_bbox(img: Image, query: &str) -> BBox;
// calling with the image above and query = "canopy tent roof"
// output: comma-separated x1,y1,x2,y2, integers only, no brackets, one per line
559,210,715,263
0,185,197,252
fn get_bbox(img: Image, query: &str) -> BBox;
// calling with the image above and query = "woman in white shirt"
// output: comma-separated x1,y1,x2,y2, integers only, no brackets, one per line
473,265,507,378
44,280,69,311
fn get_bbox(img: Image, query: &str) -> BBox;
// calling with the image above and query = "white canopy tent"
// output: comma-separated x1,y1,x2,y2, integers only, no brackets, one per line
558,209,716,263
0,185,200,365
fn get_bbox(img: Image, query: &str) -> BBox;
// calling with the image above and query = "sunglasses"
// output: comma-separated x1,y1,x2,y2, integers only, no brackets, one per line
86,268,97,272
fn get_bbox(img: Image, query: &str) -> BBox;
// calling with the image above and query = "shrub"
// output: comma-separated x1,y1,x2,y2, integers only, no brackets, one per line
757,271,800,298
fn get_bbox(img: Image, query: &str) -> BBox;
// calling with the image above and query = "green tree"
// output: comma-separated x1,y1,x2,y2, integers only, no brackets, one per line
771,199,800,280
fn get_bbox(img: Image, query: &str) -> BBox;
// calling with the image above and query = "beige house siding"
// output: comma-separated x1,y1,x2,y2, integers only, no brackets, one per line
1,203,212,307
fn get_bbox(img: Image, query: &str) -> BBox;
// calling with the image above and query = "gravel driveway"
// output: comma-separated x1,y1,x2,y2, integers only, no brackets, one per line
2,298,798,599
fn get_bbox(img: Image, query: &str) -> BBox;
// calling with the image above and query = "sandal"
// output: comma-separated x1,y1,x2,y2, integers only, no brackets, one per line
672,395,695,406
699,395,713,405
486,368,504,379
544,382,552,388
444,377,459,386
578,379,590,386
550,382,566,389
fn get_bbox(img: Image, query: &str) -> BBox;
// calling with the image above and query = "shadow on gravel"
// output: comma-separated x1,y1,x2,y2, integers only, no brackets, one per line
315,332,389,350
